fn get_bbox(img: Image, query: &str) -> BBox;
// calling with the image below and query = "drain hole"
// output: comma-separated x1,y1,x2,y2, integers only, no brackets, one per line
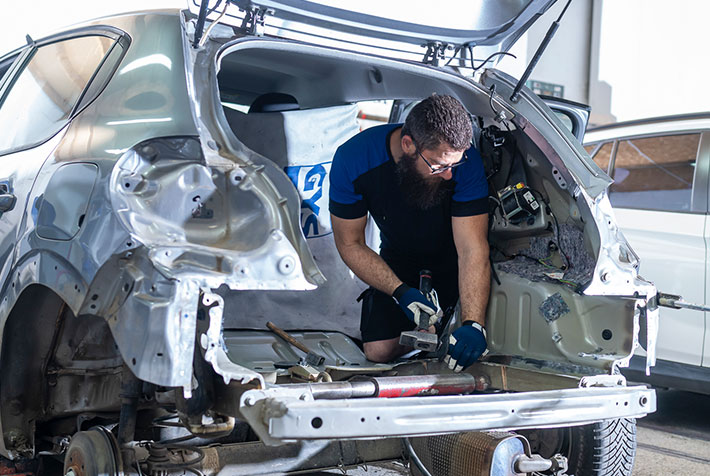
311,417,323,429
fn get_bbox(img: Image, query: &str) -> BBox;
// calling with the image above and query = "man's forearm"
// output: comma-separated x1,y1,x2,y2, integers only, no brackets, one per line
336,242,402,295
458,250,490,326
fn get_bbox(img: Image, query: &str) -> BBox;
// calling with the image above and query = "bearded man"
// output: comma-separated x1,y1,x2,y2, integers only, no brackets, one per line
329,94,490,371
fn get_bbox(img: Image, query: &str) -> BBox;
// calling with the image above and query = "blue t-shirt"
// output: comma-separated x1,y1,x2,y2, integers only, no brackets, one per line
329,123,488,267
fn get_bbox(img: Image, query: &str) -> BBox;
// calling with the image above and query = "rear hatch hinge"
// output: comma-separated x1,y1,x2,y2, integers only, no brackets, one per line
422,41,451,66
239,4,272,36
193,1,273,47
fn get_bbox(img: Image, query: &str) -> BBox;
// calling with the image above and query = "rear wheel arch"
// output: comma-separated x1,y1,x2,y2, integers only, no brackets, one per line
0,284,66,457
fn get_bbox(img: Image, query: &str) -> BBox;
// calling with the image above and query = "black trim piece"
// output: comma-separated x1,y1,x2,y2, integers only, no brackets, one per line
72,31,131,117
32,25,126,48
623,355,710,395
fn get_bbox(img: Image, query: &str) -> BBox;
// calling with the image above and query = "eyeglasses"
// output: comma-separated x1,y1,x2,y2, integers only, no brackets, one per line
416,149,468,175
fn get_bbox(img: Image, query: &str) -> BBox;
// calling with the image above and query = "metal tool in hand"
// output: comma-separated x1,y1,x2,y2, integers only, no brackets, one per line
399,270,442,352
266,321,326,366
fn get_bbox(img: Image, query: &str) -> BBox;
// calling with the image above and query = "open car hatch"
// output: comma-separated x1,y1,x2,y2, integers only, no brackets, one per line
190,0,558,64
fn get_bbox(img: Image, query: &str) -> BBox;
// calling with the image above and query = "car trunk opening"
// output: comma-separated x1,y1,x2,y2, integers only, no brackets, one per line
201,37,644,377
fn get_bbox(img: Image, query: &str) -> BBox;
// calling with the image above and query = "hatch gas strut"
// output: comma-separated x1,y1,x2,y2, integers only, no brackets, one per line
510,0,572,103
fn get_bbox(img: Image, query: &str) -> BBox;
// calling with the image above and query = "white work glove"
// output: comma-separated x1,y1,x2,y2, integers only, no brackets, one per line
392,284,443,328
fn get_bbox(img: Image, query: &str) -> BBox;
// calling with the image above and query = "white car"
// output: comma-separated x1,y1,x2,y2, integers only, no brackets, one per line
584,114,710,394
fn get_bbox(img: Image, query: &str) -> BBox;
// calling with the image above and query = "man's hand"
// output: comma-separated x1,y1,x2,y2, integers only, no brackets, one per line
445,321,487,372
392,284,441,328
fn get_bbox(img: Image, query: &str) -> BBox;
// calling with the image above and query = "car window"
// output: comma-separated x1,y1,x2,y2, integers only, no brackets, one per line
553,110,574,135
609,133,700,212
0,35,114,155
584,141,613,174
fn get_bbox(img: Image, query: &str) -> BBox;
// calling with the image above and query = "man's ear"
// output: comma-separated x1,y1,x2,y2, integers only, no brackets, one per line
401,133,416,155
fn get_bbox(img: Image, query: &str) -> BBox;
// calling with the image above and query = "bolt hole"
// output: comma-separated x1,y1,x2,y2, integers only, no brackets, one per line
311,417,323,429
90,304,96,310
624,401,628,406
157,353,163,357
123,283,130,292
54,266,57,270
360,417,365,422
376,416,380,420
511,409,515,413
124,182,131,188
131,358,136,366
602,329,613,341
127,242,132,247
91,294,99,301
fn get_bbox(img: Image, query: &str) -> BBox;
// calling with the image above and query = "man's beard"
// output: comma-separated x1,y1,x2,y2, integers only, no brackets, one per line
395,153,454,210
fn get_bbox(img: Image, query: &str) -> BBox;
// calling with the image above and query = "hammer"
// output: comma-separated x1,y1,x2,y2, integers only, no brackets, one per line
266,321,326,367
398,270,441,352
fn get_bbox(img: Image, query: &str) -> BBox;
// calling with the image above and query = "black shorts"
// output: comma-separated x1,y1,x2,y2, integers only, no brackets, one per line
359,260,459,343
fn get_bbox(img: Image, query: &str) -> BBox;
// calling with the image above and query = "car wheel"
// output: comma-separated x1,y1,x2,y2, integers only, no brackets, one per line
566,418,637,476
521,418,636,476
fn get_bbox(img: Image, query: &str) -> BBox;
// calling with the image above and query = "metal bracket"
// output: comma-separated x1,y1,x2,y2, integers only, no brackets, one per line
421,42,449,66
579,374,626,388
240,6,272,36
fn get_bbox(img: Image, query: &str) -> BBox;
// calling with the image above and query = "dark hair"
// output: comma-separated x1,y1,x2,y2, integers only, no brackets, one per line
401,94,472,151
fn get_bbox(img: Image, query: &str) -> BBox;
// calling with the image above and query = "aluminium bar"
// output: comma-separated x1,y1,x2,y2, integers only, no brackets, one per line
240,385,655,442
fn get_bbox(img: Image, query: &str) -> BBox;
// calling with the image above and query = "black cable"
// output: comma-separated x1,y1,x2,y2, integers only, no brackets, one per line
206,0,223,15
444,46,462,67
472,51,517,72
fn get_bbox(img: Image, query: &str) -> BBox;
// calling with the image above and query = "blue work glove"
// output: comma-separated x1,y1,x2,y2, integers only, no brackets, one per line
446,321,487,372
392,283,441,328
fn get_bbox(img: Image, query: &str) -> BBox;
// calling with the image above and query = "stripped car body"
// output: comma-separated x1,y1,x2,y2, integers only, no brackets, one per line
0,2,656,474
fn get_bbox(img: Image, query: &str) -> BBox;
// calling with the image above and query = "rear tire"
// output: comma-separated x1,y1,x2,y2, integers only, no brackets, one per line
566,418,636,476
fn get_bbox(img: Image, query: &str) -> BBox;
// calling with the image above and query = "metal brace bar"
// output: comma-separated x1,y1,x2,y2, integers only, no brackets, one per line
240,385,655,444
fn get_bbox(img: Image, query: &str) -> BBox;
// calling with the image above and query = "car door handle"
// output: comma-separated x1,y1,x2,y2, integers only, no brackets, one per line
0,193,16,212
